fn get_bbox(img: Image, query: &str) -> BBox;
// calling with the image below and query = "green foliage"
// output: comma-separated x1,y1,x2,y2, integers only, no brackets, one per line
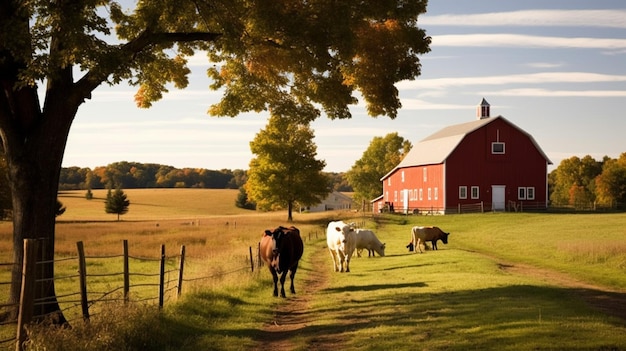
104,187,130,221
246,114,330,221
235,187,256,210
595,152,626,207
205,1,431,119
346,132,412,202
549,153,626,208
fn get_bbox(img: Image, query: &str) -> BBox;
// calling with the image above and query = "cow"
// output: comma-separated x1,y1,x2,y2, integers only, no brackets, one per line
326,220,356,272
259,226,304,297
409,226,450,253
355,229,386,257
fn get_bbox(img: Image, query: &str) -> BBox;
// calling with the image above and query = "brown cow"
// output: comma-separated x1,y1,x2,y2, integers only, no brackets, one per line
409,226,450,253
260,226,304,297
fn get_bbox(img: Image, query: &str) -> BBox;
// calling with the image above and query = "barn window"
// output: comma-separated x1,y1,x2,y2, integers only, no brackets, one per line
387,178,391,186
471,186,479,199
402,171,405,182
527,187,535,200
492,142,505,154
518,187,526,200
428,188,432,200
459,186,467,199
423,167,427,182
434,187,439,200
419,188,423,201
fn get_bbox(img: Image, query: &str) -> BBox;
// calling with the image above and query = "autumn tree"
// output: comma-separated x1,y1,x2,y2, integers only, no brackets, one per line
246,114,329,221
347,133,412,207
1,0,430,321
105,187,130,221
595,153,626,208
549,156,602,207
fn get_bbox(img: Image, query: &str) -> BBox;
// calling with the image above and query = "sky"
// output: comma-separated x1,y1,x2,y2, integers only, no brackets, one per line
62,0,626,173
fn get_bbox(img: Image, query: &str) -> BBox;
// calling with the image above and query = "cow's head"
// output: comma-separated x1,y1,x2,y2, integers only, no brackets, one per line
441,232,450,244
270,226,289,273
406,242,414,252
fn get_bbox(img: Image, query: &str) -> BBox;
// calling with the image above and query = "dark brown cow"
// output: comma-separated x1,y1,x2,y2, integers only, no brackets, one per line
409,226,450,253
260,226,304,297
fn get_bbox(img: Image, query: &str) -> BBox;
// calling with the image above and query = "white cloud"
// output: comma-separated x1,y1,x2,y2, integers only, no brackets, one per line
433,34,626,51
479,88,626,98
398,72,626,90
525,62,566,69
421,10,626,28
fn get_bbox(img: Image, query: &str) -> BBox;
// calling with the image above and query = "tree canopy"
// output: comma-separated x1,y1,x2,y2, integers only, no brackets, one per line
246,114,329,221
105,187,130,221
346,133,412,205
549,153,626,209
0,0,431,322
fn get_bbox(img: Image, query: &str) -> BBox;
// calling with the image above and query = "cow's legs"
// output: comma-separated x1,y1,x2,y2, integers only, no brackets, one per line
279,271,287,298
270,269,279,297
329,249,340,272
417,239,424,253
289,264,298,294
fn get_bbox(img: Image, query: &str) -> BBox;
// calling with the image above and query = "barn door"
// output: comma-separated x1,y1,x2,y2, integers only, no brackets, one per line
403,189,409,214
492,185,505,211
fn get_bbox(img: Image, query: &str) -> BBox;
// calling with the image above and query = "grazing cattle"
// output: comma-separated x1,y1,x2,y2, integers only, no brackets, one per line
409,226,450,253
259,226,304,297
355,229,386,257
326,221,357,272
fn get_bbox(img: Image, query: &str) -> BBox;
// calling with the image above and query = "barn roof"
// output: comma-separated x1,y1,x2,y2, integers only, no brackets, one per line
381,115,552,180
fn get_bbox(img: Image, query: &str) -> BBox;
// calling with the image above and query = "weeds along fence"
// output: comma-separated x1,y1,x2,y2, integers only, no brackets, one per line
1,231,323,351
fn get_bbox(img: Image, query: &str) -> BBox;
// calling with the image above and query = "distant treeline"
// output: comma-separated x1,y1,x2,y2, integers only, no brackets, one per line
59,161,352,191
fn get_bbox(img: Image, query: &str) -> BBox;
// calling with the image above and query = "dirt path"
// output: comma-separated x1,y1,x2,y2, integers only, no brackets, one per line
254,244,336,351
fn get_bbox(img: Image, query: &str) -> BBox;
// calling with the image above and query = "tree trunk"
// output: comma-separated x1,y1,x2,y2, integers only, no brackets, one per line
287,201,293,222
2,81,77,324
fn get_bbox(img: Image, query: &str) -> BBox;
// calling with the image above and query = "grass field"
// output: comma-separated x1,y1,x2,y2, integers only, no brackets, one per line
1,189,625,350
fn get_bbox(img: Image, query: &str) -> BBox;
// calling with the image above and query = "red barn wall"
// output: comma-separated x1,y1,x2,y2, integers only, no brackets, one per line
381,164,445,213
444,118,548,211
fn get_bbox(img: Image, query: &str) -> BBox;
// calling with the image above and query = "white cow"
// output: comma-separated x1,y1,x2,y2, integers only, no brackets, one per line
326,221,356,272
355,229,386,257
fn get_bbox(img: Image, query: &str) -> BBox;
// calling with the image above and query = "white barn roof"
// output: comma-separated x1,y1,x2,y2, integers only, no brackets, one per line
381,115,552,180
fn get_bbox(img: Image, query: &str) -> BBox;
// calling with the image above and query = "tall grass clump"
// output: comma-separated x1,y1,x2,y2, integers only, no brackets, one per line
24,303,169,351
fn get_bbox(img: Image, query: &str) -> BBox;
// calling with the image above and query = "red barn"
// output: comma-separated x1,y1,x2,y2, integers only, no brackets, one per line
374,99,552,214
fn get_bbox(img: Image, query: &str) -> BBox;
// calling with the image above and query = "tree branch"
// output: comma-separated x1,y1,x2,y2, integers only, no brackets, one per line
76,30,222,99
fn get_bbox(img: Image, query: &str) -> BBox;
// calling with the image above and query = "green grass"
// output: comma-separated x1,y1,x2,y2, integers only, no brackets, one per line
3,191,626,350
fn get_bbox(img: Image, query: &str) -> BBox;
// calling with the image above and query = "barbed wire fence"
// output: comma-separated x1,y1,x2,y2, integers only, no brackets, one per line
0,229,324,351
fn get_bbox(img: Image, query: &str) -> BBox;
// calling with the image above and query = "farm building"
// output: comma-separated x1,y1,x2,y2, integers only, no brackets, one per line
374,99,552,214
299,191,353,213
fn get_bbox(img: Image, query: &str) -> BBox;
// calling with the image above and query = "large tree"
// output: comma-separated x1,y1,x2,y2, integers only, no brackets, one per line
246,114,329,221
347,133,412,206
0,0,430,321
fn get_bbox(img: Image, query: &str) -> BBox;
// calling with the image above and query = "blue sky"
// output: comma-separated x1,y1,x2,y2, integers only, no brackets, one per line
62,1,626,172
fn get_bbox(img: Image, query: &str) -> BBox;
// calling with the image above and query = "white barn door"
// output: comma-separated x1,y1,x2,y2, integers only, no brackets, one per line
492,185,505,211
403,189,409,214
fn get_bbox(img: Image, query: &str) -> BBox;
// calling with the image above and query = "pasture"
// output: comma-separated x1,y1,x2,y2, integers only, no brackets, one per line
0,189,625,350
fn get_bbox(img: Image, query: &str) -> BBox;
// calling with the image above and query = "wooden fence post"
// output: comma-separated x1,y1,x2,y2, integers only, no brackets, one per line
177,245,185,297
16,239,38,351
76,241,89,321
159,245,165,309
249,246,254,272
123,240,129,303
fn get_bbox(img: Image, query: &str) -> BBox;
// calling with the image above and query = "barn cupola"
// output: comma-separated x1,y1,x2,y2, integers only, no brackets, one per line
476,98,490,120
